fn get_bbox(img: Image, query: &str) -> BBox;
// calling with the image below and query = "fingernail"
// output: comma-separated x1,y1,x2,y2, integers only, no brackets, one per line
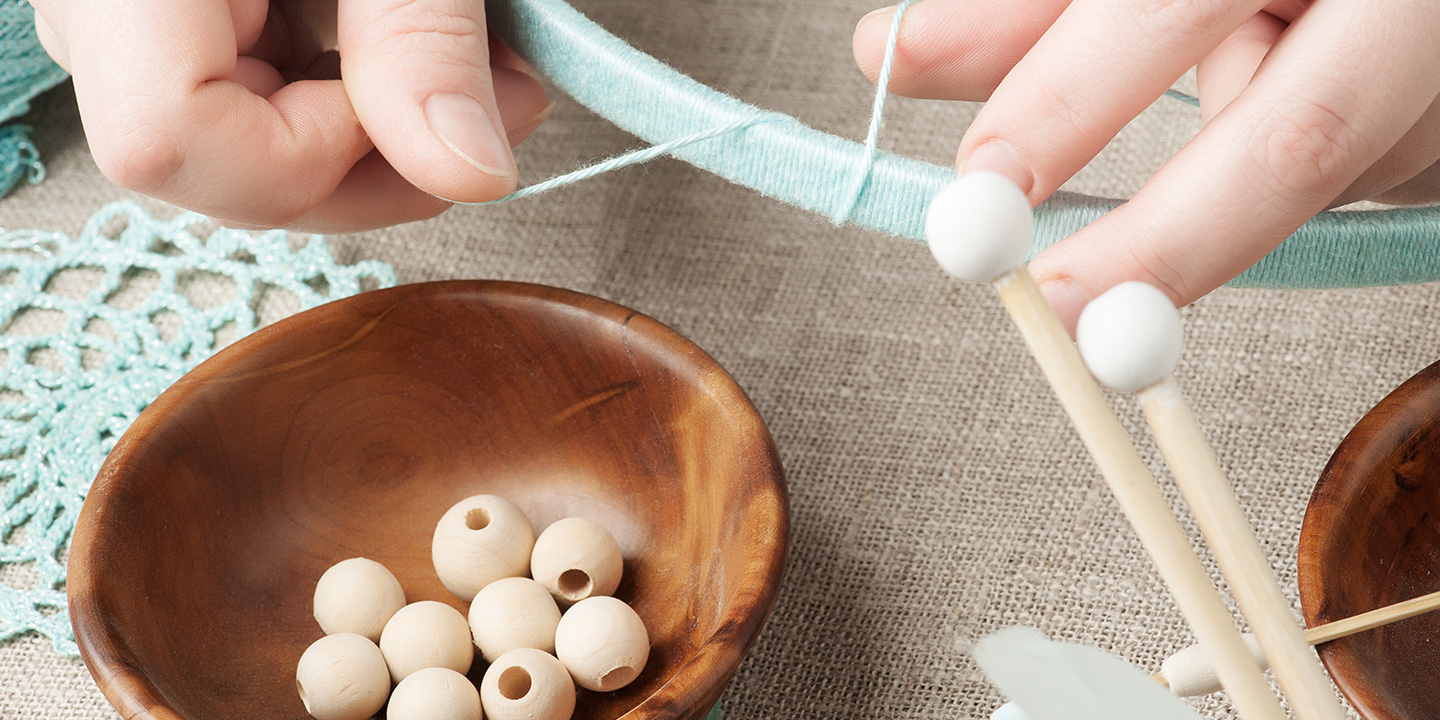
424,93,517,179
858,6,896,29
961,139,1034,197
1038,277,1091,336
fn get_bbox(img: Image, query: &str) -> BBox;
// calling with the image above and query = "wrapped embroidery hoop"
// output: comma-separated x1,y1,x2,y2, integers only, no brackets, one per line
483,0,1440,290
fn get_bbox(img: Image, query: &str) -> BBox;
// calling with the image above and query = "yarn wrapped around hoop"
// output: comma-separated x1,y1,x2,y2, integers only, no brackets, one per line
484,0,1440,290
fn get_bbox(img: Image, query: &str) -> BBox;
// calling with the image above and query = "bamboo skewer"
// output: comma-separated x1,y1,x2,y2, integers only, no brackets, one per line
925,172,1284,720
1155,588,1440,697
1073,282,1346,720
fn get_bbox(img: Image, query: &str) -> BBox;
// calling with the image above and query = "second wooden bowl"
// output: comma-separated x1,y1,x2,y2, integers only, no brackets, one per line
1300,359,1440,720
68,280,789,720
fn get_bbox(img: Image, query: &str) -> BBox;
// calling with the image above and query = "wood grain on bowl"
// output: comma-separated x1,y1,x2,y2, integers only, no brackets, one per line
1300,359,1440,720
68,281,788,720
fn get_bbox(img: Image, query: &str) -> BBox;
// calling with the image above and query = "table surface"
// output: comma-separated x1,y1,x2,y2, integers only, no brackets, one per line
3,1,1430,718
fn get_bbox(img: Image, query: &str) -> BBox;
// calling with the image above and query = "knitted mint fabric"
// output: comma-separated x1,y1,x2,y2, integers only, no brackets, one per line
0,1,66,197
0,202,396,653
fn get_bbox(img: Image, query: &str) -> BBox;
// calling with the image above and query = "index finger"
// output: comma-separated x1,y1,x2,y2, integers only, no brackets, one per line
65,0,371,228
957,0,1269,201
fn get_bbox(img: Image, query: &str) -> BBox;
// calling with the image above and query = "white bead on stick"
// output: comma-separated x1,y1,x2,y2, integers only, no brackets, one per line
481,647,577,720
294,633,391,720
313,557,406,642
1158,588,1440,696
379,600,475,683
1076,282,1345,720
531,517,624,606
432,494,536,601
924,172,1284,720
387,667,483,720
469,576,563,663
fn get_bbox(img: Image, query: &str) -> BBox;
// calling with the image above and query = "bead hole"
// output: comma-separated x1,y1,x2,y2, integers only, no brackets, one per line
465,508,491,530
558,569,592,600
296,680,310,712
598,666,637,691
499,666,532,700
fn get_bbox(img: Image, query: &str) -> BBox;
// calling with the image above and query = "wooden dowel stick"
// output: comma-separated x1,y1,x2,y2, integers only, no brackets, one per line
1140,377,1345,720
991,269,1285,720
1306,588,1440,645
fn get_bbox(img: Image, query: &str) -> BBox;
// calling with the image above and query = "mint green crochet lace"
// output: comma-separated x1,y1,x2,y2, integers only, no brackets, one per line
0,202,395,653
0,0,67,197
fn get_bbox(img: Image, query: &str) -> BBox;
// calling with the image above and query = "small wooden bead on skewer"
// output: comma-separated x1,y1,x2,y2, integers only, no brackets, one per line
1075,282,1345,720
531,517,624,606
469,576,563,662
388,667,483,720
432,494,536,601
924,172,1283,720
294,633,391,720
313,557,406,642
1157,588,1440,696
481,647,577,720
379,600,474,683
554,596,649,692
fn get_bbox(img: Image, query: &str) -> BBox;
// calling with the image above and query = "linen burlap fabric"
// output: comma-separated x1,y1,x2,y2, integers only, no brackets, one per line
0,0,1431,718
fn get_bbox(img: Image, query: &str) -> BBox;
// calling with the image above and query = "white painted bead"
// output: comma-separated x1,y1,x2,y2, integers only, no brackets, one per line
481,648,577,720
313,557,406,642
432,494,536,601
295,633,390,720
379,601,474,683
1161,633,1267,697
991,701,1031,720
1075,281,1185,393
924,171,1035,283
469,576,562,663
554,596,649,692
387,667,482,720
530,517,623,606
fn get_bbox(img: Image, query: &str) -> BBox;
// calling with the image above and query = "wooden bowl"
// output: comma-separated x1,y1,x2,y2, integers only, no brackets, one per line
1299,359,1440,720
68,280,788,720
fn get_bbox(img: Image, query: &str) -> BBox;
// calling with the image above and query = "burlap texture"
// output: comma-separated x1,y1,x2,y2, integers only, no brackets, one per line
2,1,1433,718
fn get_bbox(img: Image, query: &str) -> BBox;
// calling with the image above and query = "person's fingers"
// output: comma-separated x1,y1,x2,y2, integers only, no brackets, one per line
488,34,538,78
67,0,372,227
338,0,518,203
851,0,1070,101
1026,0,1440,332
1370,157,1440,206
956,0,1270,200
252,66,551,233
29,1,69,70
1331,92,1440,206
1195,11,1285,122
241,0,323,72
491,66,552,146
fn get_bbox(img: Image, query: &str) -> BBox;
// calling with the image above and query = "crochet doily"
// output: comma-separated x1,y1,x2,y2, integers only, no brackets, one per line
0,202,396,654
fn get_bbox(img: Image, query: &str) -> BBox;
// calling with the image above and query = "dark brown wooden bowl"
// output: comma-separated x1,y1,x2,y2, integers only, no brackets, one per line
1299,359,1440,720
68,280,788,720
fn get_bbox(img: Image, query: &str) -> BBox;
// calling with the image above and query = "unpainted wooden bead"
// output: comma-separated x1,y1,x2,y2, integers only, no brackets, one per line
481,648,576,720
313,557,406,642
295,633,390,720
432,494,536,601
530,517,623,606
379,600,474,683
387,667,482,720
554,596,650,692
468,576,562,663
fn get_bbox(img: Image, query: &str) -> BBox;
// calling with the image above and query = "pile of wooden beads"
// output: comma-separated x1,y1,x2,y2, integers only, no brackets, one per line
294,494,650,720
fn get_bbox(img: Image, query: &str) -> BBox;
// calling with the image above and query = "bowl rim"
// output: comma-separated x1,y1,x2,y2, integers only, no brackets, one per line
1298,359,1440,720
67,279,790,720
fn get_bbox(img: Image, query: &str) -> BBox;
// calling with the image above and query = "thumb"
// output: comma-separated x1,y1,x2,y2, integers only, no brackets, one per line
338,0,516,203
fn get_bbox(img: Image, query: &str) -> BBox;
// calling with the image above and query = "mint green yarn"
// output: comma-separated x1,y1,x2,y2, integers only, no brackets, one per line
0,1,68,197
0,202,395,654
486,0,1440,290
